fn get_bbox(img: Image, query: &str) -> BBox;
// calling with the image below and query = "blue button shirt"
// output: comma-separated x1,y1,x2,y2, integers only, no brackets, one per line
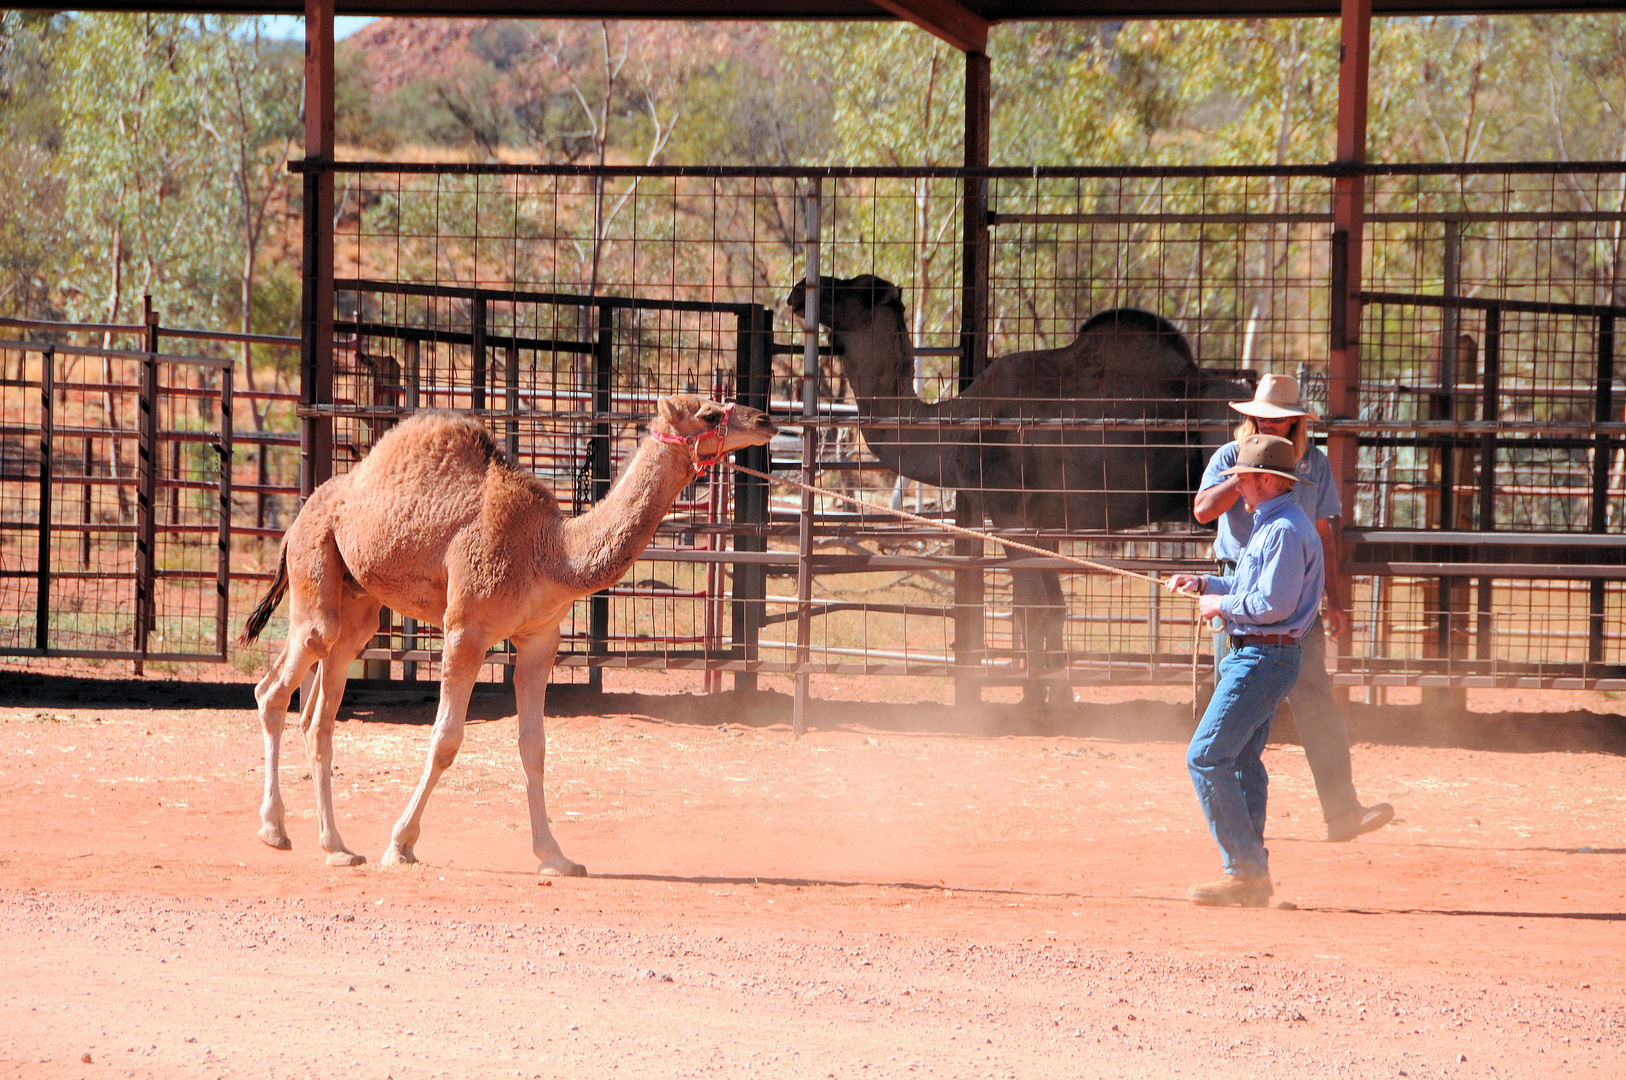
1201,441,1341,563
1201,490,1324,639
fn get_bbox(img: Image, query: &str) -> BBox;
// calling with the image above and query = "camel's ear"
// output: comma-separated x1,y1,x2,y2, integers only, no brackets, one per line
657,396,681,427
696,401,726,427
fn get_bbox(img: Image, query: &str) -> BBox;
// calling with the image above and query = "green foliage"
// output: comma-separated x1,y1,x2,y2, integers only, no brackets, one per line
663,45,831,166
0,13,70,317
15,13,1626,348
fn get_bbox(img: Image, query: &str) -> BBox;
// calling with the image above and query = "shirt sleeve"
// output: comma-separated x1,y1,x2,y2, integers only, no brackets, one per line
1218,526,1309,626
1307,447,1342,520
1203,574,1232,595
1199,442,1238,493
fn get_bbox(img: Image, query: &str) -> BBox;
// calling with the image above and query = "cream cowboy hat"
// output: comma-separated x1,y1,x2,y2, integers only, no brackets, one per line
1230,372,1318,421
1220,434,1302,485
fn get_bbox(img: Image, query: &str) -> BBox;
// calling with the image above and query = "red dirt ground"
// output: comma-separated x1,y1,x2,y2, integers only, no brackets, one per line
2,667,1624,1078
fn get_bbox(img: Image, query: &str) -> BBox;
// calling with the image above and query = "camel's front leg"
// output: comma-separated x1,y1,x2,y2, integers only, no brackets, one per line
512,626,583,877
382,631,485,866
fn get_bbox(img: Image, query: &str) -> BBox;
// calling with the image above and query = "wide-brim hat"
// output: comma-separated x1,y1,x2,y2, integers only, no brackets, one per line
1230,372,1319,421
1221,433,1302,484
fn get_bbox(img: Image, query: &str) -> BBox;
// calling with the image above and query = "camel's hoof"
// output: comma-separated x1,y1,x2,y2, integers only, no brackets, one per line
257,825,292,851
538,857,586,878
326,850,366,867
381,845,417,866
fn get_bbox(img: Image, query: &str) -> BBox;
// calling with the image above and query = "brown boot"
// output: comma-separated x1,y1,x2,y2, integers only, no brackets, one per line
1327,803,1394,842
1187,871,1273,907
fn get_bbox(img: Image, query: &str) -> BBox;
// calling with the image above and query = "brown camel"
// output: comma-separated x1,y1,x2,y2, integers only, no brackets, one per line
788,274,1242,703
240,395,777,875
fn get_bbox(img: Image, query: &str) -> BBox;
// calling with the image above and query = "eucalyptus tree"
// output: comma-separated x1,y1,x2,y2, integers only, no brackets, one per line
0,11,70,324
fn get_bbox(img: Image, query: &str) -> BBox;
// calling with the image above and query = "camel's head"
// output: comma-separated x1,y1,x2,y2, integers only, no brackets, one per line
786,274,904,330
653,394,777,455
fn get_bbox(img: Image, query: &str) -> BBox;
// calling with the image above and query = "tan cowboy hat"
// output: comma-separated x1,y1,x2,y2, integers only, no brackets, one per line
1221,434,1302,485
1230,372,1318,421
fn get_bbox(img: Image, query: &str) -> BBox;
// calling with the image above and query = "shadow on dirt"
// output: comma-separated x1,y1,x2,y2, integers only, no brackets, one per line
6,671,1624,755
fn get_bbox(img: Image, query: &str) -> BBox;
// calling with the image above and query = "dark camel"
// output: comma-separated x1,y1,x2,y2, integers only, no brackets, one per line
789,274,1242,703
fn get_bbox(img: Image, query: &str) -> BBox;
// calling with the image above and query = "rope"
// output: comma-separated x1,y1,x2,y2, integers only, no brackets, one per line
722,461,1211,721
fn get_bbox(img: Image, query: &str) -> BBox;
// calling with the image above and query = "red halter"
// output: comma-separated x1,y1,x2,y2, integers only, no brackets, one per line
651,402,734,475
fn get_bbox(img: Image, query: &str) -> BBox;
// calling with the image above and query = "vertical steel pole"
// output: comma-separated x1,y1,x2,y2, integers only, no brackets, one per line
955,48,992,707
731,305,771,693
299,0,335,500
471,295,487,413
401,337,420,681
1428,222,1469,705
793,180,821,736
217,362,233,660
136,298,160,669
1476,307,1500,663
588,303,614,693
80,434,92,569
36,346,54,653
1328,0,1370,687
502,338,518,687
1591,315,1615,667
1436,221,1462,528
505,341,520,460
170,441,181,526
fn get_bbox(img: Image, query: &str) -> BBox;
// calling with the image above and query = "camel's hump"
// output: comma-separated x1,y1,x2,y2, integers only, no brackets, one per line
974,331,1197,402
348,411,500,480
346,410,557,510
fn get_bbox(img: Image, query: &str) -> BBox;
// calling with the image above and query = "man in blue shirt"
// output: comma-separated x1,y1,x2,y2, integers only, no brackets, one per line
1196,374,1393,844
1167,434,1321,907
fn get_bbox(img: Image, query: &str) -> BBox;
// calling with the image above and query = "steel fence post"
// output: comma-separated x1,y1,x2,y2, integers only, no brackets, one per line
731,305,771,693
955,49,992,708
218,361,233,660
136,297,160,670
1328,0,1370,697
471,295,487,413
299,0,335,500
36,345,53,653
1476,307,1500,665
1591,314,1615,667
793,179,821,737
588,303,613,693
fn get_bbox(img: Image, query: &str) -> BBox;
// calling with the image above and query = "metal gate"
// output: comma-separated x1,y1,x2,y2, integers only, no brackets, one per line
0,327,234,663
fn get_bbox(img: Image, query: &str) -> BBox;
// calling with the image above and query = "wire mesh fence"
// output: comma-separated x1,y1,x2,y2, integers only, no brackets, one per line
4,162,1623,692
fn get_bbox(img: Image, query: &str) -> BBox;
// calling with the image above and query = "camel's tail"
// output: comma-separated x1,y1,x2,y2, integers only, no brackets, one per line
239,544,289,645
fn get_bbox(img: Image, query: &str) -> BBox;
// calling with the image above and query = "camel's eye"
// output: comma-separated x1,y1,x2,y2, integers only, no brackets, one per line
698,405,724,426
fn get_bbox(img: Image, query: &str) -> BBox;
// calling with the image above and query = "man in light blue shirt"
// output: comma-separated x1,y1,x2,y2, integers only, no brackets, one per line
1196,374,1392,844
1167,434,1320,907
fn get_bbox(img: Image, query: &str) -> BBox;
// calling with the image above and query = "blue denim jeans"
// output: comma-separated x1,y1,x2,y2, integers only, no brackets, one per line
1214,614,1361,822
1188,642,1303,877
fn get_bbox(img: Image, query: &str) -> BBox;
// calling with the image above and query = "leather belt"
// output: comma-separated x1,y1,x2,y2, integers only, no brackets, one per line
1231,633,1298,648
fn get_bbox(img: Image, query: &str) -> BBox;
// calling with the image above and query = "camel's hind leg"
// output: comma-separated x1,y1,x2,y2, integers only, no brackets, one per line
253,639,320,850
1011,564,1071,706
253,495,351,851
300,591,383,866
382,628,488,866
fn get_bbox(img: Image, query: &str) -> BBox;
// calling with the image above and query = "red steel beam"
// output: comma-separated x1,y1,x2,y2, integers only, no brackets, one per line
301,0,336,496
1327,0,1368,633
869,0,990,53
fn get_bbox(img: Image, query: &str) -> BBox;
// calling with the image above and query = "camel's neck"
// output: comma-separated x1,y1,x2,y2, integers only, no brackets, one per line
558,437,695,593
833,311,954,489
